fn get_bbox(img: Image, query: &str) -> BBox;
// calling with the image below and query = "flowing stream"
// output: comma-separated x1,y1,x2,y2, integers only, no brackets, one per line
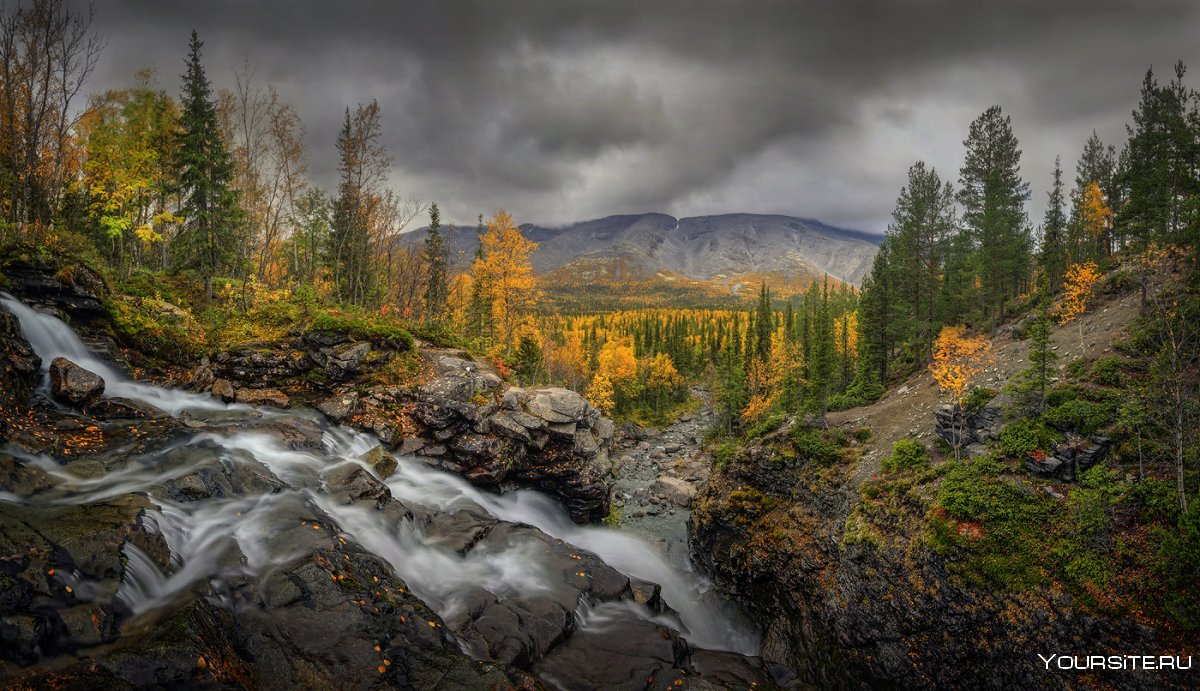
0,295,760,662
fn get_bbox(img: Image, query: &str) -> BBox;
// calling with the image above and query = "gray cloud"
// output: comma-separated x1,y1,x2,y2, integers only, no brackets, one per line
88,0,1200,232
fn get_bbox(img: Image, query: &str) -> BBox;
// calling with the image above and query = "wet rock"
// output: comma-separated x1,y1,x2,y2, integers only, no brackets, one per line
182,359,215,392
211,378,235,402
315,392,359,423
532,615,685,690
422,507,496,554
49,357,105,406
1,258,106,317
629,577,665,614
85,396,166,420
323,463,391,506
0,305,41,437
234,387,291,408
360,444,399,480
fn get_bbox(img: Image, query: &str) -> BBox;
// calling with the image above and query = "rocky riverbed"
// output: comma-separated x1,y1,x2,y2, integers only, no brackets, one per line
610,387,716,568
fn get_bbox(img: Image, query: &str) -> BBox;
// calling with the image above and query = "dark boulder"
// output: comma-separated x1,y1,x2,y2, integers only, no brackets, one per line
49,357,105,406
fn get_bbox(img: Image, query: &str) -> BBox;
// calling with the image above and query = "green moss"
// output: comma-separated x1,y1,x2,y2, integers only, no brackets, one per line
309,312,414,350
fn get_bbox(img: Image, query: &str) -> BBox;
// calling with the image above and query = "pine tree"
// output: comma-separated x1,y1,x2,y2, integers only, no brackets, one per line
514,335,543,386
888,161,955,365
810,276,835,414
466,214,493,346
172,31,242,299
1011,306,1057,416
1040,156,1069,290
1070,131,1117,258
329,102,389,307
753,282,773,362
1120,63,1200,249
958,106,1032,329
422,203,449,323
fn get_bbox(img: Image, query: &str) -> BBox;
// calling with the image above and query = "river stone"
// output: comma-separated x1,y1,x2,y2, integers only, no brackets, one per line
359,445,398,480
488,412,533,443
211,378,235,402
85,396,166,420
652,476,696,508
49,356,105,406
323,463,392,505
316,392,359,423
234,387,290,408
525,388,588,424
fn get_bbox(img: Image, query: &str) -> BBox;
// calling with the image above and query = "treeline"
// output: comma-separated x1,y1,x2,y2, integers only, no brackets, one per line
518,280,859,431
854,63,1200,396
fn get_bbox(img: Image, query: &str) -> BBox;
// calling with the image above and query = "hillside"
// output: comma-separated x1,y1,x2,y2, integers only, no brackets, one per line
409,212,880,304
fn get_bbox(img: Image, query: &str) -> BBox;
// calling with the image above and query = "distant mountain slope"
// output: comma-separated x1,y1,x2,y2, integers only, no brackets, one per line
413,212,881,290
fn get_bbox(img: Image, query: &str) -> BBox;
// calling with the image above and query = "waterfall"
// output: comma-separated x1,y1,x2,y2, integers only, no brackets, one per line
0,295,760,658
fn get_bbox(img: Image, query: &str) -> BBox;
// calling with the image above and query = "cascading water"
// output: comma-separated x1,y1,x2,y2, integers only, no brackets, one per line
0,296,760,672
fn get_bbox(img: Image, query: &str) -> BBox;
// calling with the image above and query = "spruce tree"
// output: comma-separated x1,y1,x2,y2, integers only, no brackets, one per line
514,335,543,386
466,214,493,345
1011,306,1057,417
173,31,242,299
1040,156,1069,290
754,282,773,362
958,106,1032,329
422,203,449,322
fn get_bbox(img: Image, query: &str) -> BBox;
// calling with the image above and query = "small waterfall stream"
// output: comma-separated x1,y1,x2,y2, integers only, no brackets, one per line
0,295,760,666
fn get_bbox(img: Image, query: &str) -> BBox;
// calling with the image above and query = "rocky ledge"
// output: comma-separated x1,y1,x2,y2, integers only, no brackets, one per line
688,426,1181,691
329,356,616,524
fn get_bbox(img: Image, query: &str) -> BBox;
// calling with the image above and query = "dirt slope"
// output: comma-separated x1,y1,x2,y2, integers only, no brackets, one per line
828,291,1141,486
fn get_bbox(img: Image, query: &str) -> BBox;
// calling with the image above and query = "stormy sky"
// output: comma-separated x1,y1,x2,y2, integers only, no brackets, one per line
90,1,1200,234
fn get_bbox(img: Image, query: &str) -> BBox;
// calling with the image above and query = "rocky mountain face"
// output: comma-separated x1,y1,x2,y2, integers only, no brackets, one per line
417,212,881,288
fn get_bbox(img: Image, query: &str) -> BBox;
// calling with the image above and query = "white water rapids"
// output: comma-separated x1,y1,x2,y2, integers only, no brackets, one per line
0,295,760,658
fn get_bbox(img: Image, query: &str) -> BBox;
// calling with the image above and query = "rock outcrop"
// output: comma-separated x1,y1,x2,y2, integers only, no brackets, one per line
935,402,1003,453
327,367,618,523
689,434,1180,691
0,258,106,317
48,357,105,406
0,304,40,439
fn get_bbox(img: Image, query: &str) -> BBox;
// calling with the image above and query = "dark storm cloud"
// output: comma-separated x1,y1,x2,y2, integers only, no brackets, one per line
89,0,1200,231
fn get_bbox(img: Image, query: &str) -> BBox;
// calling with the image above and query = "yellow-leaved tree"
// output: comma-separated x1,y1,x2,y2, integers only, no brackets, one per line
930,325,993,460
472,210,540,356
596,339,640,408
645,352,682,414
1079,181,1113,258
1057,260,1101,349
585,373,615,415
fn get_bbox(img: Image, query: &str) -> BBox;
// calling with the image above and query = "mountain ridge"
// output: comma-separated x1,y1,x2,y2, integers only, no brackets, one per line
411,211,882,291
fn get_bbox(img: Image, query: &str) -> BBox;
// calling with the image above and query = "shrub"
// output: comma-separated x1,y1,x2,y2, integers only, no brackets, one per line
1044,398,1114,436
1066,357,1089,378
790,427,841,466
964,386,998,412
744,413,786,440
998,418,1061,459
1088,356,1126,386
883,438,930,473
